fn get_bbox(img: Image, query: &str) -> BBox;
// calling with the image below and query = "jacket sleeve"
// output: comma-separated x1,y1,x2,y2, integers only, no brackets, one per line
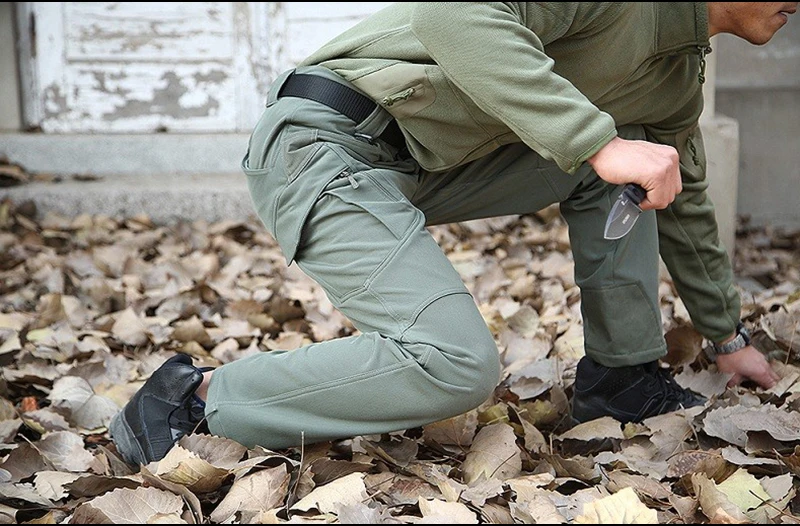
649,124,741,343
409,2,618,175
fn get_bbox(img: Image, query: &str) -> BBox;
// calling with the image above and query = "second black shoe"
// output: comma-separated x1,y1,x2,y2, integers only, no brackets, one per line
571,356,706,424
109,354,207,466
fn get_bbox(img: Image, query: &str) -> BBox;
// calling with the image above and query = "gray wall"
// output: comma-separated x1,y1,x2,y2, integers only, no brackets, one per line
0,2,22,131
715,21,800,229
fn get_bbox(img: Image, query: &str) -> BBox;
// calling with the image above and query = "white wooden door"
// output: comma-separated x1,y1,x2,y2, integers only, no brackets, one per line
16,2,391,134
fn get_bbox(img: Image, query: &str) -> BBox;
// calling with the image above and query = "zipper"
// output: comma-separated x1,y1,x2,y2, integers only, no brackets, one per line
336,169,359,189
697,45,712,85
687,135,700,166
382,87,416,107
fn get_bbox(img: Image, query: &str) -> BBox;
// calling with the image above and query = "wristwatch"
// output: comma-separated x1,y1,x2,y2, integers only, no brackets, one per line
705,322,751,362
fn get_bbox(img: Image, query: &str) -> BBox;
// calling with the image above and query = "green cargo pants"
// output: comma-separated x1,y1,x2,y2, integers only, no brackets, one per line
205,66,666,449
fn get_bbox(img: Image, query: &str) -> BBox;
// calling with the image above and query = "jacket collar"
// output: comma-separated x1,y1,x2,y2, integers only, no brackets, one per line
655,2,710,54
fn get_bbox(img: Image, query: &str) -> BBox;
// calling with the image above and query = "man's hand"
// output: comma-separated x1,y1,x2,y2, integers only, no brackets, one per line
588,136,682,210
715,345,780,390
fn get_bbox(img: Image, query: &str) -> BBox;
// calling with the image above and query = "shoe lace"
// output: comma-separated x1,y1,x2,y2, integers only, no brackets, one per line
646,366,698,407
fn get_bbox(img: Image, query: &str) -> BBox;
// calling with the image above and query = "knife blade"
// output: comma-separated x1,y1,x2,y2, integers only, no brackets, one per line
603,183,647,240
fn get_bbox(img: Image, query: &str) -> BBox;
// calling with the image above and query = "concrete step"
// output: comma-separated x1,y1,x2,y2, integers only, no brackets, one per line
1,172,254,224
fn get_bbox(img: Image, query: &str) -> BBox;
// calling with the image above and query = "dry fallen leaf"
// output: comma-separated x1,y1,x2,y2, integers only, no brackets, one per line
574,487,658,524
210,464,290,524
48,376,120,431
1,200,799,524
290,472,369,515
71,486,184,524
461,423,522,486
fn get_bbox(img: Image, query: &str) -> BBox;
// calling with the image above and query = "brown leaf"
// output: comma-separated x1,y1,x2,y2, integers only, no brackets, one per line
0,444,50,482
664,325,704,366
291,472,368,515
364,472,441,506
461,423,522,486
210,464,290,523
111,308,149,347
730,407,800,442
71,486,184,525
311,459,373,486
575,487,658,524
419,498,479,524
155,445,231,494
33,471,82,501
606,471,673,502
37,432,96,473
422,411,478,448
558,417,624,442
48,376,119,431
691,473,748,523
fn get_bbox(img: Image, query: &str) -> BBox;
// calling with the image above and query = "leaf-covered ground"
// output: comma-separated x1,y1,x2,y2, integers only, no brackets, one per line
0,196,799,524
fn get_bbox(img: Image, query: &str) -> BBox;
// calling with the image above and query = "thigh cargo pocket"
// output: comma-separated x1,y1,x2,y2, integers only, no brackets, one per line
245,125,350,266
296,168,424,305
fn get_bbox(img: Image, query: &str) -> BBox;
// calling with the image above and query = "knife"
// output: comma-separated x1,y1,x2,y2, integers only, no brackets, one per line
603,183,647,240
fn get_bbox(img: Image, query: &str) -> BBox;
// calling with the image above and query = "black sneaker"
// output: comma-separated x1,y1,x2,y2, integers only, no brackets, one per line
110,354,207,466
571,356,706,424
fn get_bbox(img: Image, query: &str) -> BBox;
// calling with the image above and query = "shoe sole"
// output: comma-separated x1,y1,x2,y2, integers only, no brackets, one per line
109,410,146,467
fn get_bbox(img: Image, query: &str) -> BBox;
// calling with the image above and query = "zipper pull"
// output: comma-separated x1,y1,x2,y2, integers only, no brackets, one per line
337,170,359,189
698,45,712,85
688,136,700,166
382,87,416,107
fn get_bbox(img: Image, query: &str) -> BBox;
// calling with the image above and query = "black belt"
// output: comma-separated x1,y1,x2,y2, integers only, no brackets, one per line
277,72,406,150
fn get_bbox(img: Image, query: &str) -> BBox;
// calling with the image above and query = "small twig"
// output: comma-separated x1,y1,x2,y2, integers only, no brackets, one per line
285,431,306,518
748,489,798,521
488,450,521,480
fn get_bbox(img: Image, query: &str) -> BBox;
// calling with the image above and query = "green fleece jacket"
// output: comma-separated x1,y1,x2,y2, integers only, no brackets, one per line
301,2,739,343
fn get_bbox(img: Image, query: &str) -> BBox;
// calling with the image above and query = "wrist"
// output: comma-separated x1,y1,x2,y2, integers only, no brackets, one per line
706,323,751,362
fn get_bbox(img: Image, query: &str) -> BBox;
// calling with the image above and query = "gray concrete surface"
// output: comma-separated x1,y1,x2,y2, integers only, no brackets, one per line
1,171,255,224
0,133,255,223
700,115,740,260
715,26,800,229
0,2,22,131
0,132,249,177
717,89,800,230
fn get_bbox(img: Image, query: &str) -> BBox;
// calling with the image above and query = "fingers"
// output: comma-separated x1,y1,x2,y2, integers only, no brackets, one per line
726,373,743,389
743,366,779,390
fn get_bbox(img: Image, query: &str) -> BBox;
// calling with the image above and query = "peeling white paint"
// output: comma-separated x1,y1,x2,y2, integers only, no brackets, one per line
17,2,388,133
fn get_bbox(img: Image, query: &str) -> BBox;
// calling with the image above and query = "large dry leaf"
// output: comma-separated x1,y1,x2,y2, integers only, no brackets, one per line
509,492,566,524
606,471,673,502
0,482,53,507
461,423,522,486
364,472,440,506
729,407,800,442
33,471,82,501
574,487,658,524
0,443,50,482
111,308,149,347
691,473,749,523
422,411,478,448
418,498,478,524
210,464,290,523
48,376,119,430
716,469,771,512
155,445,231,494
702,406,751,447
558,416,624,442
71,486,184,524
177,434,247,470
291,472,369,515
37,432,96,473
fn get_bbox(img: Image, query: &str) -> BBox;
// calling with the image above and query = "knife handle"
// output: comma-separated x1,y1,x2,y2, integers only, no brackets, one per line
622,183,647,206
